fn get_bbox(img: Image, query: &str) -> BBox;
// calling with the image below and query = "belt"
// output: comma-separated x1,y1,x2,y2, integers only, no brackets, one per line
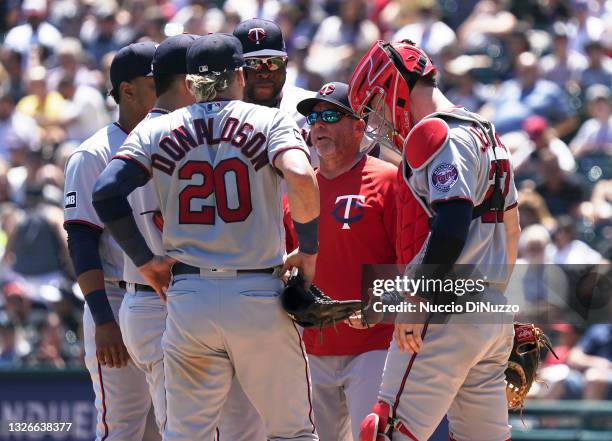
118,281,156,293
172,262,276,276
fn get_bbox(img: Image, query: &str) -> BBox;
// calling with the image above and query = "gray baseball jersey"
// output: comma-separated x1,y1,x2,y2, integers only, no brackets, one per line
123,110,167,284
404,108,518,284
64,123,128,281
115,100,309,270
279,84,317,167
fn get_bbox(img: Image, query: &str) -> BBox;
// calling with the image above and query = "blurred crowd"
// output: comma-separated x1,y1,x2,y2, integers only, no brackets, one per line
0,0,611,399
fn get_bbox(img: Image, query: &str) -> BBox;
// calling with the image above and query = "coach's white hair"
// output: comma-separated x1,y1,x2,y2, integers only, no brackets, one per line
187,71,235,102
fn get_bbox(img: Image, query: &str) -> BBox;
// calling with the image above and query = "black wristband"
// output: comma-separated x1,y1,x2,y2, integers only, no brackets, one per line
85,289,116,326
293,216,319,255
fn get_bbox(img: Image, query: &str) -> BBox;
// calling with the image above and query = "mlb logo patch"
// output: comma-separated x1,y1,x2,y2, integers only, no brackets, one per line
65,191,77,208
206,102,221,113
431,163,458,192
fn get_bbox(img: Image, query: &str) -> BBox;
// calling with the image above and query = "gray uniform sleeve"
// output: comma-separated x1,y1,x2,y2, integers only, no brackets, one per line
267,110,310,167
423,135,480,207
64,151,107,230
114,123,152,173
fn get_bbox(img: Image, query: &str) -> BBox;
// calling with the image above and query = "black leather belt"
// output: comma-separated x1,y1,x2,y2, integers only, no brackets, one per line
118,281,156,293
172,262,276,276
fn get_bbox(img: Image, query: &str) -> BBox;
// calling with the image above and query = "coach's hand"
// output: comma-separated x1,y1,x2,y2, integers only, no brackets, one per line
282,249,317,287
138,255,176,301
96,321,130,368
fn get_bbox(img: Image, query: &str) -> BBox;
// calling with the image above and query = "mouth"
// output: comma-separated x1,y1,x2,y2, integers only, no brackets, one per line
255,81,274,88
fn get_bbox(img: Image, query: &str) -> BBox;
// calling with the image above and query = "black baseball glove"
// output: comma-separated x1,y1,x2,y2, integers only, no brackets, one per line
505,323,558,410
280,275,362,329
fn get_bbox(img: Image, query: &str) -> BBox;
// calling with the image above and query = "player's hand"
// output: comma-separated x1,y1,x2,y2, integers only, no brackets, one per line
95,321,130,368
345,290,384,329
394,323,424,353
282,249,317,286
138,255,176,301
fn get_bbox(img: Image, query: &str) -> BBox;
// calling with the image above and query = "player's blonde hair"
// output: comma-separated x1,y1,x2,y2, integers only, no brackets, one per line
187,71,235,102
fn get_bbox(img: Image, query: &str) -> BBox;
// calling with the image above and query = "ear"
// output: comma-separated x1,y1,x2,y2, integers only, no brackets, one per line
354,117,367,134
119,81,133,101
236,68,246,87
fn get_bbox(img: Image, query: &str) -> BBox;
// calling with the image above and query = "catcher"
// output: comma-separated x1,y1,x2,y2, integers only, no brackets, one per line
347,40,522,441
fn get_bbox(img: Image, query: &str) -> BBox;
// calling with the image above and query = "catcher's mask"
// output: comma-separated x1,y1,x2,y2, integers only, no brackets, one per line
348,40,437,155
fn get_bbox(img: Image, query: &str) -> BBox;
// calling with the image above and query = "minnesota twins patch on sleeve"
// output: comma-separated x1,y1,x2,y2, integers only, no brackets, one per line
431,163,458,192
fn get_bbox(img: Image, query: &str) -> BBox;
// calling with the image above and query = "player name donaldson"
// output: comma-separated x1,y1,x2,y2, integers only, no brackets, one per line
373,301,519,314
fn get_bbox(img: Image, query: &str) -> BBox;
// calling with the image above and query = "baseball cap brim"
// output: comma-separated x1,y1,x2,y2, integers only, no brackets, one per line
296,97,354,116
243,49,287,58
109,70,153,95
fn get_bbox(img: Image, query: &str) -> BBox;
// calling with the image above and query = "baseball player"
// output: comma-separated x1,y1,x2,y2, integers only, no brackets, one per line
285,82,397,441
232,18,316,163
63,42,157,441
348,40,521,441
118,33,267,441
91,34,320,441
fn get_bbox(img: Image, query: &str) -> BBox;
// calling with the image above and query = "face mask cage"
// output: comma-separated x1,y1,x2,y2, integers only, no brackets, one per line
358,88,404,160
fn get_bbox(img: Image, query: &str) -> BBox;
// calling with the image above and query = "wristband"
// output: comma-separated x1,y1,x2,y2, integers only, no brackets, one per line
293,216,319,255
85,289,115,326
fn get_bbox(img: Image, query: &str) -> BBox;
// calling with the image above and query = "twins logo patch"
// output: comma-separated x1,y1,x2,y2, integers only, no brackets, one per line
431,163,458,192
333,195,365,230
65,191,77,208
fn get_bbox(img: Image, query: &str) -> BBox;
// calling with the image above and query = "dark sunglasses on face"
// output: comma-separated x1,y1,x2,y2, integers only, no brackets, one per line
244,57,287,72
306,109,349,125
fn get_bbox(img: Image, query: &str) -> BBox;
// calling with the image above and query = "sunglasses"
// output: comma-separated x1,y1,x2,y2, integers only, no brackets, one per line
306,110,349,125
244,57,287,72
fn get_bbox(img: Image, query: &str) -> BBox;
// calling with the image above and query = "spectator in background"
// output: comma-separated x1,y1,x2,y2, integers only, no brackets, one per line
222,0,281,22
391,0,456,64
540,21,587,90
567,0,605,55
518,187,557,230
47,37,98,92
3,0,62,65
0,313,27,368
0,92,40,163
567,324,612,400
551,215,604,264
571,84,612,157
444,55,488,111
514,115,576,180
306,0,379,81
80,3,124,69
26,312,66,369
535,149,584,216
0,49,26,101
457,0,517,53
484,51,578,137
16,66,65,144
57,75,109,143
578,40,612,92
169,3,226,35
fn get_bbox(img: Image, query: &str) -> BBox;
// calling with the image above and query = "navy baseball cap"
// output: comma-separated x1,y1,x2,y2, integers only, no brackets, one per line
233,18,287,58
153,34,198,75
187,33,244,75
297,82,355,116
109,42,156,93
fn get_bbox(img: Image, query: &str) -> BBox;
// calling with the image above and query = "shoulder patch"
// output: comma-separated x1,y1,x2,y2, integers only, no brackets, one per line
65,191,77,208
404,117,449,171
431,163,458,192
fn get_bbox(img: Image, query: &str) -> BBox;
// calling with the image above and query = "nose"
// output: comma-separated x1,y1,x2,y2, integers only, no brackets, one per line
256,71,272,79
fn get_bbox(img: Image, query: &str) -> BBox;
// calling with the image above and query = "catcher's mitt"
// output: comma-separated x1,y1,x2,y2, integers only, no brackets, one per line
280,275,362,329
505,323,558,410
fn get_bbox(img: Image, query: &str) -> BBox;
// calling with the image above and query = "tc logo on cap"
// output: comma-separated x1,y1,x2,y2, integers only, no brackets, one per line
248,28,266,45
319,83,336,96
